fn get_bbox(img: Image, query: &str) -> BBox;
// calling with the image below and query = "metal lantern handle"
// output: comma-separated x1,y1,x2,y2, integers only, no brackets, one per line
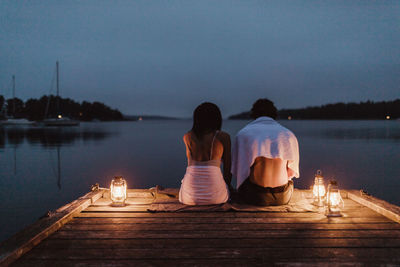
338,192,345,208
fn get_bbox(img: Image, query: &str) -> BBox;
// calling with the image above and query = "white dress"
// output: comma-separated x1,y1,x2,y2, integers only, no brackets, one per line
179,132,229,205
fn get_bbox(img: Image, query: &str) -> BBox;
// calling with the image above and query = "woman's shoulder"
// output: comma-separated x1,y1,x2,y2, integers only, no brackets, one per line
183,131,192,142
184,131,200,142
216,131,231,142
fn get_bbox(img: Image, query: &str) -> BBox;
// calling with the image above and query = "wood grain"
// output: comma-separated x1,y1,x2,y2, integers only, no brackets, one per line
6,188,400,266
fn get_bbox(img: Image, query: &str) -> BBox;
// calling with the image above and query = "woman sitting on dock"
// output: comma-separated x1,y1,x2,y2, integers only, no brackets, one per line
179,102,231,205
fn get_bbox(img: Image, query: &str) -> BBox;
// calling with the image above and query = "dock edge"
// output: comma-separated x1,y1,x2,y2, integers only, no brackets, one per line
0,189,105,267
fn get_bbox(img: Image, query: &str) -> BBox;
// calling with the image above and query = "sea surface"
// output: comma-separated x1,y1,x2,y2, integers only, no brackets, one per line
0,119,399,242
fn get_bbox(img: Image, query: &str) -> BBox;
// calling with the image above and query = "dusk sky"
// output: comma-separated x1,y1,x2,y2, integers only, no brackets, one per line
1,1,399,117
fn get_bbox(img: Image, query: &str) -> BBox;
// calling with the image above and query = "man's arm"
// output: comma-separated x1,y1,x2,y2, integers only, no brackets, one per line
287,161,296,179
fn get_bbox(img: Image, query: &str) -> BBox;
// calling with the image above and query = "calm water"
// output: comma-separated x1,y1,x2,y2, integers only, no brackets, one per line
0,120,399,241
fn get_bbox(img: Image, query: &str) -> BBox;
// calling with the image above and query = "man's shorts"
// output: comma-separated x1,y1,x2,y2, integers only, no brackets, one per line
238,178,294,206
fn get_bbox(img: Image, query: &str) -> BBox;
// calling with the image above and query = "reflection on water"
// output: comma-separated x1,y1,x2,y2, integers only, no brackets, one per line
12,147,16,175
0,125,115,147
0,124,116,192
281,120,400,141
56,147,61,190
0,120,399,243
322,127,400,141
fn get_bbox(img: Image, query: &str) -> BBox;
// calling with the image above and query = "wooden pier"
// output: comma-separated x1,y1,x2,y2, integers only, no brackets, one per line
1,188,400,266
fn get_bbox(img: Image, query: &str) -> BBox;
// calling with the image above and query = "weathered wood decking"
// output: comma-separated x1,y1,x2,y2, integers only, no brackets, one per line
2,189,400,266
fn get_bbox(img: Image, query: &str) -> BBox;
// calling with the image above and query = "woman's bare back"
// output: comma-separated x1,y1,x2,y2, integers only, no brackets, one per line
184,131,223,161
183,131,232,184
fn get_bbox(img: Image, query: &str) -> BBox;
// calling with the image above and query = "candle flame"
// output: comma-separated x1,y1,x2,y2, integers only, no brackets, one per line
329,192,341,206
313,184,326,197
112,186,124,198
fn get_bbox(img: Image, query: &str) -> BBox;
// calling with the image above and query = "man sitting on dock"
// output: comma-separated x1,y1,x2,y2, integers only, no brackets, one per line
232,99,300,206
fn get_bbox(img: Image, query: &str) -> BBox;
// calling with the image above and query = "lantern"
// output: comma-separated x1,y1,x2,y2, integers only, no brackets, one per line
326,180,344,217
110,176,127,206
312,170,325,207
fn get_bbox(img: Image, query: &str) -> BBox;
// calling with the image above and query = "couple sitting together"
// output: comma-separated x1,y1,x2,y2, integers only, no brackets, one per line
179,98,299,206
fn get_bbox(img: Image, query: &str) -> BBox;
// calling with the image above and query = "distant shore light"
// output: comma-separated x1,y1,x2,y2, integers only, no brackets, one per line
58,114,62,119
288,116,292,120
386,115,390,120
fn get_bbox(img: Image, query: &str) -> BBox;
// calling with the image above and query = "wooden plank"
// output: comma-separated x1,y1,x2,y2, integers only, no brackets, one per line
77,209,387,219
84,205,153,212
80,207,151,213
72,214,391,223
0,189,105,267
20,247,400,261
61,222,400,231
91,197,154,206
84,206,367,216
92,196,364,207
347,190,400,224
51,229,400,239
75,212,320,218
37,238,400,249
12,258,400,267
7,258,298,267
102,189,156,199
11,259,262,267
74,210,379,219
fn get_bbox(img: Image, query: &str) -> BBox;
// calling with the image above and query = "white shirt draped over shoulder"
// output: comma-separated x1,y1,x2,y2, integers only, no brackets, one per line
232,117,300,189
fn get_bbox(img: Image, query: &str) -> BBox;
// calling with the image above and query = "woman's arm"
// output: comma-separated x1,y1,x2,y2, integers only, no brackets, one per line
183,132,191,160
220,132,232,187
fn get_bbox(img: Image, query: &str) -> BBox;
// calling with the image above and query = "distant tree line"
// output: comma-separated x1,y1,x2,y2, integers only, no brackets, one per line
0,95,124,121
229,99,400,120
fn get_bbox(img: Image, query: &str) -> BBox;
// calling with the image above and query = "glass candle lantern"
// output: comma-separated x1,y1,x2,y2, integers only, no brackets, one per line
110,176,127,206
326,180,344,217
313,170,326,207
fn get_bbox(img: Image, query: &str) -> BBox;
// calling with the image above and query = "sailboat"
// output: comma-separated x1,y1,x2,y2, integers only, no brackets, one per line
0,75,34,126
43,61,79,126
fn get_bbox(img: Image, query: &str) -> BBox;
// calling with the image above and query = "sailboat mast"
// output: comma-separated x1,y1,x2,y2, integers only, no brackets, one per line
56,61,60,115
12,75,15,116
56,61,59,97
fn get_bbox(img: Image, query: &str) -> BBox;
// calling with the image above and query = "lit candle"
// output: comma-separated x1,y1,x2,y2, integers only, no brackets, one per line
313,183,326,198
329,191,341,207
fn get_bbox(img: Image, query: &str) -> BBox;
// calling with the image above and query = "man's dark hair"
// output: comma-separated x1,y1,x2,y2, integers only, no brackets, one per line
191,102,222,139
251,98,278,119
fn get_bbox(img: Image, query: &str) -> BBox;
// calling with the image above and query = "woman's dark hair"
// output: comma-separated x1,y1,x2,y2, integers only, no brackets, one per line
251,98,278,119
191,102,222,139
